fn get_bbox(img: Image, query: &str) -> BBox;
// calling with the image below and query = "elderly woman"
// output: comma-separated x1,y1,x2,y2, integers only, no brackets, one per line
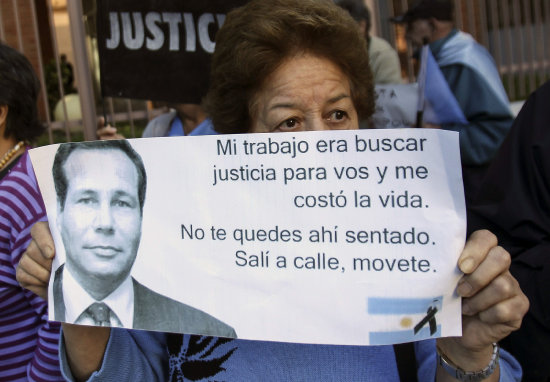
0,43,63,380
17,0,527,381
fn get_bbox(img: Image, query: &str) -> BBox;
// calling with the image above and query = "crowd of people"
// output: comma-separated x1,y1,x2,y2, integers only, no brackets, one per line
0,0,546,381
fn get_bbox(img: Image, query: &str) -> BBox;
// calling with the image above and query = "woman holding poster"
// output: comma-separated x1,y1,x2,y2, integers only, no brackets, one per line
17,0,527,381
0,43,64,381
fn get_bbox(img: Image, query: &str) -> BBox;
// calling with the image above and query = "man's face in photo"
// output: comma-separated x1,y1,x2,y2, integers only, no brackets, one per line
57,148,142,285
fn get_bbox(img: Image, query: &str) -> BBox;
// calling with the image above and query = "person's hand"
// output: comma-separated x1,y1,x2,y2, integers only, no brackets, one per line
436,230,529,375
16,222,55,300
97,116,125,140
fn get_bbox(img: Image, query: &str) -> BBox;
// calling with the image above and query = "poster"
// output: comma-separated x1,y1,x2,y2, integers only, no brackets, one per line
30,129,466,345
371,84,417,129
96,0,248,102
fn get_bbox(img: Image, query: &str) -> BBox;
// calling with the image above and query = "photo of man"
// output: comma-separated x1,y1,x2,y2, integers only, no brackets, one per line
51,140,236,337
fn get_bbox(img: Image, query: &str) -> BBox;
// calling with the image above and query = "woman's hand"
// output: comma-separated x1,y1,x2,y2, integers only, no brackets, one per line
436,230,529,380
16,222,55,299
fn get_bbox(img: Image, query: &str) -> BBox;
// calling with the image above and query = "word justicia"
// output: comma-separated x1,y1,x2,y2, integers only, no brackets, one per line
104,12,226,53
212,164,276,186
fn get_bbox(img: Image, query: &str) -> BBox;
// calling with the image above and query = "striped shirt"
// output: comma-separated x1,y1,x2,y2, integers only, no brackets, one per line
0,151,63,381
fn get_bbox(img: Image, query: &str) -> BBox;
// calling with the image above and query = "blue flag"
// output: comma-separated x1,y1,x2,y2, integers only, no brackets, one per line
367,296,443,345
419,48,468,125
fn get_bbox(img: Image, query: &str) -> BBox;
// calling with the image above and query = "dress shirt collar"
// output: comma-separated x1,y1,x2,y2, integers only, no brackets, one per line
62,266,134,328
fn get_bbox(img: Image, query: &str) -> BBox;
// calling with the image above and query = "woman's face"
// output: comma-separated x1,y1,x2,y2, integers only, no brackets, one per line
250,54,359,133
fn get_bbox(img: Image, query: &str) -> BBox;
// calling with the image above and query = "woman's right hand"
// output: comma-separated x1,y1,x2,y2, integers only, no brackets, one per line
16,221,55,300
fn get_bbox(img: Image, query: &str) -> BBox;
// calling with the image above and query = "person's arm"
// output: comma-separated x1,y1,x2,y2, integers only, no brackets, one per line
59,328,168,381
434,230,528,381
416,339,522,382
13,226,64,381
3,164,63,380
61,324,111,381
440,65,514,166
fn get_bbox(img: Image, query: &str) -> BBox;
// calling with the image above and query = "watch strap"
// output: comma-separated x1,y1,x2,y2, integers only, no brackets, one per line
437,343,499,382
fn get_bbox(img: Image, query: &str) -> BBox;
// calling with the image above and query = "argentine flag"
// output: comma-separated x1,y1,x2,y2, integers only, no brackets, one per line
419,46,468,125
368,296,443,345
372,48,467,130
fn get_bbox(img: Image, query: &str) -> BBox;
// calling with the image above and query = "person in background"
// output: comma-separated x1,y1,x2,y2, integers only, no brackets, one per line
59,54,75,94
393,0,514,204
335,0,402,85
468,80,550,381
97,103,216,140
142,103,214,137
17,0,527,381
0,42,63,381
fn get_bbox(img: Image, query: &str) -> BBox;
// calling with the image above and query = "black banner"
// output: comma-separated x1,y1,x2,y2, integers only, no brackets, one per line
97,0,248,103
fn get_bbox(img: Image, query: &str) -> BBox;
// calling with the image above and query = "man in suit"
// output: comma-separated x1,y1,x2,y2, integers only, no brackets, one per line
51,140,236,338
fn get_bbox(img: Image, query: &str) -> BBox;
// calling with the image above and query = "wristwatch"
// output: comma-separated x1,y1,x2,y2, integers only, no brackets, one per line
437,343,500,382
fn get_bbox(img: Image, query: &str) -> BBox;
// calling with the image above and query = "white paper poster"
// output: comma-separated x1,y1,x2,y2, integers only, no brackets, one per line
30,128,466,345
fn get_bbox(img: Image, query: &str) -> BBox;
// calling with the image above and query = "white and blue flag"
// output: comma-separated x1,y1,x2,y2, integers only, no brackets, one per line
368,296,443,345
421,47,468,125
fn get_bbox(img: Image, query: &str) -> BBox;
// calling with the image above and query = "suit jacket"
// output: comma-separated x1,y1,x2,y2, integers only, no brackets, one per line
53,264,236,338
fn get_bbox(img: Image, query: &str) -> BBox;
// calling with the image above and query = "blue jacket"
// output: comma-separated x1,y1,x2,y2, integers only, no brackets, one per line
431,30,513,166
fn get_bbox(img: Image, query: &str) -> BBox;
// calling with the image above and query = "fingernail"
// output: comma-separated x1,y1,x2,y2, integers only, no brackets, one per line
462,302,472,315
457,281,472,297
459,258,475,273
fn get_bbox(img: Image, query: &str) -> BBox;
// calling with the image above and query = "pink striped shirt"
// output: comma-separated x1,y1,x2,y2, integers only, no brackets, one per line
0,151,63,381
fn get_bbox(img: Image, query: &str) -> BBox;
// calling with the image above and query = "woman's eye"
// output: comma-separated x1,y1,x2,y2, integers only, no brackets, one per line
277,118,299,131
329,110,347,121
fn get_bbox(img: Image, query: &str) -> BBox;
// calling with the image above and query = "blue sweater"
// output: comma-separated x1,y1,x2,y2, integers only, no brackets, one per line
59,329,521,381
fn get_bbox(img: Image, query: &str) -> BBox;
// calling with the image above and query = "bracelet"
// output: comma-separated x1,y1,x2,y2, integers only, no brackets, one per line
437,343,499,382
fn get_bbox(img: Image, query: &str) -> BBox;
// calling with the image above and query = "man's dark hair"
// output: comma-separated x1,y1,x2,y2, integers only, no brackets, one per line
0,42,45,142
52,140,147,214
335,0,371,32
393,0,454,24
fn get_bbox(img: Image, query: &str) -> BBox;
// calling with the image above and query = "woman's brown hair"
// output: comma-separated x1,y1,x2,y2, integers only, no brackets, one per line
205,0,375,134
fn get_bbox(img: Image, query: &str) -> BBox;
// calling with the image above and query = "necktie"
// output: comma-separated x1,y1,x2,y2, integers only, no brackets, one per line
86,302,111,326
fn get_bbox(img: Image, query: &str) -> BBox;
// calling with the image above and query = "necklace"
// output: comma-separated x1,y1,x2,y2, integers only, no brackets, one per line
0,141,25,170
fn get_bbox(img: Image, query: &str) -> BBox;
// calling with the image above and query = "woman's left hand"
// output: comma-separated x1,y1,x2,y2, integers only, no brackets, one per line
436,230,529,373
